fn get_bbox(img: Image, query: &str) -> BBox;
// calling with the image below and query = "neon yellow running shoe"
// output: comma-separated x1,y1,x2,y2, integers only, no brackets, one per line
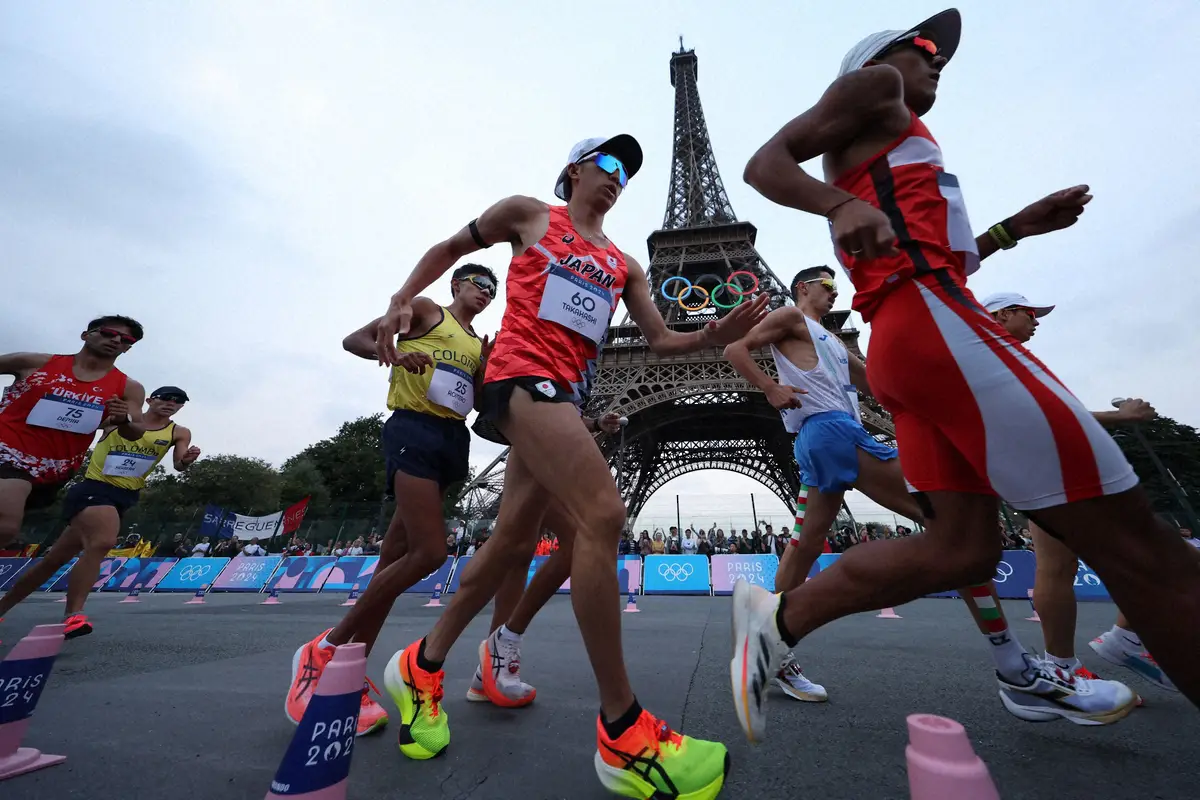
594,709,729,799
383,639,449,759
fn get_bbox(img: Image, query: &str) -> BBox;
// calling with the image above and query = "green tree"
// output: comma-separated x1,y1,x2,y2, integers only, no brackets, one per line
280,455,331,515
443,467,476,519
1112,414,1200,524
290,415,386,504
175,454,281,514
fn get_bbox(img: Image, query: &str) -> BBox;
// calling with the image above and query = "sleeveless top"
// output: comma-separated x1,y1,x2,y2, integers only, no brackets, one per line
831,112,980,322
485,205,628,406
388,307,482,421
0,355,128,484
770,315,859,434
85,421,176,491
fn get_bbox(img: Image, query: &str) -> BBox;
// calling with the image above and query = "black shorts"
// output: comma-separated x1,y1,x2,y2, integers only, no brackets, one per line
0,464,68,510
473,377,578,446
383,409,470,492
62,479,141,521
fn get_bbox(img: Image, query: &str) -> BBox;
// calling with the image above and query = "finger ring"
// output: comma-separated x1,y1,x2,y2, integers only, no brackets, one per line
849,248,863,255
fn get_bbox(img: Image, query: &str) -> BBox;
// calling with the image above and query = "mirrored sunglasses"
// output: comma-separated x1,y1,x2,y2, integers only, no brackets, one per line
804,278,838,292
462,275,497,297
588,153,628,188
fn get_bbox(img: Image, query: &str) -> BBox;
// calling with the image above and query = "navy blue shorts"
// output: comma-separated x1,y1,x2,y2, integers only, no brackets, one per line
383,409,470,492
793,410,898,494
62,479,141,521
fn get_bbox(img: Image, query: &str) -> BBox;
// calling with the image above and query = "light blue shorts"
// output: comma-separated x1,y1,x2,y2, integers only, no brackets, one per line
793,410,898,493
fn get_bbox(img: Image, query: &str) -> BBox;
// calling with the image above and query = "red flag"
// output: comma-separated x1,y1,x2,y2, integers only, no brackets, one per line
282,497,311,534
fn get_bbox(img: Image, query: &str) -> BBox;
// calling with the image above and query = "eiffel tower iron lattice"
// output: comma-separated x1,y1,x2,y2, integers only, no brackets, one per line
454,44,894,525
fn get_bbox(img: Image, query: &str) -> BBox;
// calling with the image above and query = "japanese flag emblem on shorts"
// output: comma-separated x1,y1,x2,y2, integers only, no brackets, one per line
535,381,555,397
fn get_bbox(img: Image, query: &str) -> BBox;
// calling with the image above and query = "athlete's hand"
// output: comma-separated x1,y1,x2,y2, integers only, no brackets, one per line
104,396,131,423
180,446,202,466
830,198,899,261
375,298,414,366
1008,185,1092,239
1112,397,1156,424
765,382,807,411
394,352,435,375
480,334,494,363
597,412,622,434
705,293,770,346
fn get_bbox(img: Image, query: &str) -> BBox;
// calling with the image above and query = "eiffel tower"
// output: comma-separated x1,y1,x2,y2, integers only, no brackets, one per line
457,43,893,522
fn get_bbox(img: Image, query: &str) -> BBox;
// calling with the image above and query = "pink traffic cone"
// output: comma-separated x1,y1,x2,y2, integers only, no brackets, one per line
185,584,209,605
623,592,640,613
265,642,367,799
877,607,902,619
262,587,282,606
906,714,1000,800
423,583,443,608
0,623,68,781
1025,590,1041,623
340,584,360,607
120,586,141,604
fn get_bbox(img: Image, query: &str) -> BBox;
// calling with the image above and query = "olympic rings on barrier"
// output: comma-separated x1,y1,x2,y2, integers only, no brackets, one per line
659,271,761,312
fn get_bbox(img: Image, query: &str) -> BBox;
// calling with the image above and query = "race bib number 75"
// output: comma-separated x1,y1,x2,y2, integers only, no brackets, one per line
26,395,104,435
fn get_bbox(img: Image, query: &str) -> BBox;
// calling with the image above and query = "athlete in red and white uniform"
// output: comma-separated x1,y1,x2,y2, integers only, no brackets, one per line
730,7,1200,741
373,135,768,798
0,316,147,548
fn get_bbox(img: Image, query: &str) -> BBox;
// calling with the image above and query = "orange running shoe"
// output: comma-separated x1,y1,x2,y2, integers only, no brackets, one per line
594,709,729,799
64,613,93,640
286,629,335,726
383,639,449,760
356,676,389,736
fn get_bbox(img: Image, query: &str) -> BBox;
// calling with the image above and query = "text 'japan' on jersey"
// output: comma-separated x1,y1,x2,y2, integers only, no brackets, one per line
485,205,628,405
831,112,980,322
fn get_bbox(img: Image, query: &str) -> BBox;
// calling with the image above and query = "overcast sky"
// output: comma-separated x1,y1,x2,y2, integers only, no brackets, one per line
4,2,1198,530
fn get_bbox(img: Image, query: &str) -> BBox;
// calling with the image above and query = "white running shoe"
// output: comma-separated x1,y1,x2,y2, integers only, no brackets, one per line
730,581,790,743
478,628,536,707
774,654,828,702
998,653,1137,726
466,666,489,702
1089,630,1177,692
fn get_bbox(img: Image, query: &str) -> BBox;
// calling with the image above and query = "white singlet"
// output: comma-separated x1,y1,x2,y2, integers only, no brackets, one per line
770,315,859,434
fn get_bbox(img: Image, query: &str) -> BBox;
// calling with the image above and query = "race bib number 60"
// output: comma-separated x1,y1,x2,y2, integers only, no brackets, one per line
537,266,611,344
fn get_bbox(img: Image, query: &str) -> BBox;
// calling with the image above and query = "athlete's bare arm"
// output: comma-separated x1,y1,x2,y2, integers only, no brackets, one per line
723,307,808,392
847,353,874,398
0,352,53,382
377,196,547,363
172,425,201,471
347,302,440,372
109,379,147,441
975,185,1093,261
473,335,493,413
622,254,770,356
1092,398,1155,429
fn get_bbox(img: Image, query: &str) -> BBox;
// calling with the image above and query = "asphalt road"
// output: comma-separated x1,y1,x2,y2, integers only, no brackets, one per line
2,592,1197,799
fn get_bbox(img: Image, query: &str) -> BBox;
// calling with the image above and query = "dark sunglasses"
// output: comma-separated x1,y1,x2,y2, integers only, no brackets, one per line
460,274,496,297
154,395,187,404
587,153,628,188
92,327,138,345
880,35,939,60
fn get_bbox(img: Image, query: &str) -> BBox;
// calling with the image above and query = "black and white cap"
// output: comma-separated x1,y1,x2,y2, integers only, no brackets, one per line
838,8,962,77
553,135,644,200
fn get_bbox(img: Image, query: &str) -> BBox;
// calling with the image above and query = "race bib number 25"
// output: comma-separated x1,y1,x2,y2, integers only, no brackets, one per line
426,363,473,416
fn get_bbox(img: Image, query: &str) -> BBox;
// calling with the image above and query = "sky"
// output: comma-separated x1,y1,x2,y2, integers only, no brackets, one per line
4,2,1199,532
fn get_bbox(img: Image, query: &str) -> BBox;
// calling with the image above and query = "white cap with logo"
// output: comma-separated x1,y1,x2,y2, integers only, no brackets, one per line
838,8,962,77
980,292,1055,317
553,134,644,201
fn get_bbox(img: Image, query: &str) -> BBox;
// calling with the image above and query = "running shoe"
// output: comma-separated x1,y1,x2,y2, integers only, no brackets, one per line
773,654,828,702
997,654,1136,725
478,628,536,707
383,639,449,760
594,709,729,800
357,677,389,735
729,581,790,742
286,629,335,726
64,613,93,640
1089,629,1177,692
1072,663,1143,708
466,666,489,703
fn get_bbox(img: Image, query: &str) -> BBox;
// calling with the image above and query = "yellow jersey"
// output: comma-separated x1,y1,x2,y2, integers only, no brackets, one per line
387,307,481,420
85,422,176,491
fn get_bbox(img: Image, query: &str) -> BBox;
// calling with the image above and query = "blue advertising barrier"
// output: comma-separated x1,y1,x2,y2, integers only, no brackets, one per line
1071,559,1110,602
0,557,34,590
267,556,338,593
156,557,231,591
643,555,711,595
320,556,380,592
48,557,125,592
211,555,283,592
522,555,642,595
447,556,470,593
405,556,455,594
711,554,779,595
101,557,178,592
40,558,78,591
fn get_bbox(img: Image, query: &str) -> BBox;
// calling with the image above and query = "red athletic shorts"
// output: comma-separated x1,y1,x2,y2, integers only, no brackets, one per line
865,272,1137,510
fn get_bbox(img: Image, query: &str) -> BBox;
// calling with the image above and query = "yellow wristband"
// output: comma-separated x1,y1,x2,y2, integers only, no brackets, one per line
988,222,1018,250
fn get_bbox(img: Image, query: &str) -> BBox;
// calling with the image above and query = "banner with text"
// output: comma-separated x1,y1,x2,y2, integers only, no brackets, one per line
224,511,283,541
711,554,779,595
0,557,34,591
643,555,711,595
267,556,338,593
156,557,231,592
211,554,283,592
101,557,179,592
199,504,231,538
405,556,455,594
282,497,310,534
320,556,380,592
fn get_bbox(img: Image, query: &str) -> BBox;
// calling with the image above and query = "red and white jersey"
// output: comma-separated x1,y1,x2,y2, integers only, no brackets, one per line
485,205,628,405
0,355,127,484
831,112,980,322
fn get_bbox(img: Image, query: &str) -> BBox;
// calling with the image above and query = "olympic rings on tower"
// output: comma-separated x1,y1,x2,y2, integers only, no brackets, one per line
659,271,760,312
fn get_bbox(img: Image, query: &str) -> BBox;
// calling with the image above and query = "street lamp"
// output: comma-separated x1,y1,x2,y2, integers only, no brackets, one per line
1112,398,1199,531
